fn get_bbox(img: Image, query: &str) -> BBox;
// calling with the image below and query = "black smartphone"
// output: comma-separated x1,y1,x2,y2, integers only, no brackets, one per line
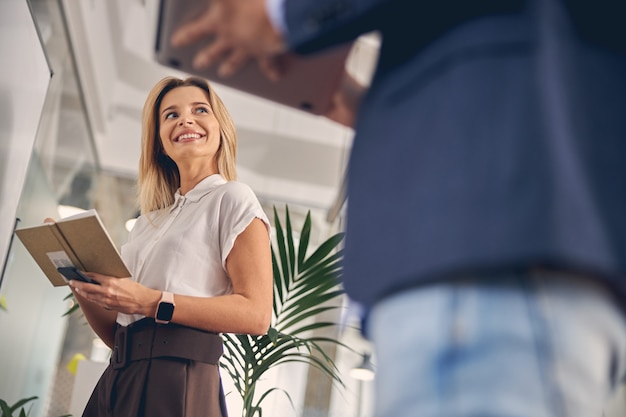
57,266,100,285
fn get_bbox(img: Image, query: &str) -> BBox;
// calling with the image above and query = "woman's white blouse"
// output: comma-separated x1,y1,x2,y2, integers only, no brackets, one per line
117,174,270,326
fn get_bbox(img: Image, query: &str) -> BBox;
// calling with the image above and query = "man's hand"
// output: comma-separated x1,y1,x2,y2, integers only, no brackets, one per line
324,72,367,128
170,0,287,76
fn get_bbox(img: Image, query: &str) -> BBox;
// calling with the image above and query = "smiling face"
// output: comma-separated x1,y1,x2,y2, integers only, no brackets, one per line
158,85,222,172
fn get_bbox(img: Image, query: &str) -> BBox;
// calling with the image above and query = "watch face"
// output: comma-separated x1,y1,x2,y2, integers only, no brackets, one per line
156,302,175,321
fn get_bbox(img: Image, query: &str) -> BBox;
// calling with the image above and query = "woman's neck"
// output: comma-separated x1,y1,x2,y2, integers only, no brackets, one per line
178,165,219,195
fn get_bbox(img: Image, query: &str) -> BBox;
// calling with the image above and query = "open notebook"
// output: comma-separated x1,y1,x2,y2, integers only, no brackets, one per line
15,209,130,286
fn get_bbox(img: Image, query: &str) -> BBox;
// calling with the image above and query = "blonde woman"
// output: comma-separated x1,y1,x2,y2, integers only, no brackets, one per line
68,76,272,416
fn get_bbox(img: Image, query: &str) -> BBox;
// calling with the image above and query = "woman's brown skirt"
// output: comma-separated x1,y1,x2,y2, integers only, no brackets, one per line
82,318,228,417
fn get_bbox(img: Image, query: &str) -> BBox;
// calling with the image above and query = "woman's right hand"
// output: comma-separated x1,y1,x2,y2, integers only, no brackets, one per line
69,280,119,348
69,273,161,318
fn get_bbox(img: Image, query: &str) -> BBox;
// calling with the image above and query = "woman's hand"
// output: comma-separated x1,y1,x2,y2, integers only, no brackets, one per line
68,273,161,317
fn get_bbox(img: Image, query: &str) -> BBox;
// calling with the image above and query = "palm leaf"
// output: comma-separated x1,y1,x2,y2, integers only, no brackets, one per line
0,396,38,417
296,212,311,270
284,206,296,283
221,206,346,417
271,250,283,317
0,400,11,417
301,233,345,270
272,207,292,303
253,387,294,415
9,397,37,413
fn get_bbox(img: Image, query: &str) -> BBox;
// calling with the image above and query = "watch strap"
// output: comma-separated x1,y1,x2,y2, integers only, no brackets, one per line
160,291,174,305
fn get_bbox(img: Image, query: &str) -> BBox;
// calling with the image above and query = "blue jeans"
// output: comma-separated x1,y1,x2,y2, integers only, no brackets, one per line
367,270,626,417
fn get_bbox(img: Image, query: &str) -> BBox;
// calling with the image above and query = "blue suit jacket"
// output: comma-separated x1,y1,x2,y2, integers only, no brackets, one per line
284,0,626,307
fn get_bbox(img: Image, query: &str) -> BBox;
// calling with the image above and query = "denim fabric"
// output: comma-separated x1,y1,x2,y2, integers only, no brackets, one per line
368,271,626,417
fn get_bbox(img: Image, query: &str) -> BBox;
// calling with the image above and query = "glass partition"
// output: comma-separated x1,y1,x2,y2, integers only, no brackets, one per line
0,1,101,415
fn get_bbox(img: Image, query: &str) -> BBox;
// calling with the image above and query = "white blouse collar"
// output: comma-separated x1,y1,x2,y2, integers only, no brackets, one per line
171,174,227,210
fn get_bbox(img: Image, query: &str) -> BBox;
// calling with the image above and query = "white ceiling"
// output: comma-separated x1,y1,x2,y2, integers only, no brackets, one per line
60,0,379,215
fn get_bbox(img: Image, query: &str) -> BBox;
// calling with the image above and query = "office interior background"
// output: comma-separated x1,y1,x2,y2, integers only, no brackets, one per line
0,0,379,416
1,1,625,417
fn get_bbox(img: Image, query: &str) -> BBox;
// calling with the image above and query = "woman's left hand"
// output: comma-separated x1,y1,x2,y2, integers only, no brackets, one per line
68,272,161,317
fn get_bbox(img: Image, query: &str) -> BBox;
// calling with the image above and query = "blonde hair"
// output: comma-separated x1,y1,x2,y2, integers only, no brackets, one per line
138,76,237,214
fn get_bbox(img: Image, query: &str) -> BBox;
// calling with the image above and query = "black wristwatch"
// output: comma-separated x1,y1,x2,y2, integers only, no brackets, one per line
155,291,175,324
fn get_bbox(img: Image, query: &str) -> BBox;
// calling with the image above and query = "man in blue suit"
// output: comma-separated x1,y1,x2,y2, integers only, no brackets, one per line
173,1,626,416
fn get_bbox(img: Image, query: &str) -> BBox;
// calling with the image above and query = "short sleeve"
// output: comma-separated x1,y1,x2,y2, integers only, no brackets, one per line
218,182,271,269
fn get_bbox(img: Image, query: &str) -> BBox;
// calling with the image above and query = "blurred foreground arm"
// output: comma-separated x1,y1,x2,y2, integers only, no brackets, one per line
170,0,286,75
170,0,367,128
324,71,367,128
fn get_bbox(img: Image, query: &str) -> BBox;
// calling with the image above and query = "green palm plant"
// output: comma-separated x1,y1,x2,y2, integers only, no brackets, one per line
220,206,346,417
0,396,71,417
0,396,37,417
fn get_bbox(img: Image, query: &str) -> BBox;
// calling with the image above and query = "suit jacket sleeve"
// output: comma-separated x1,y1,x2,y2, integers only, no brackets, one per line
283,0,404,53
282,0,528,58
